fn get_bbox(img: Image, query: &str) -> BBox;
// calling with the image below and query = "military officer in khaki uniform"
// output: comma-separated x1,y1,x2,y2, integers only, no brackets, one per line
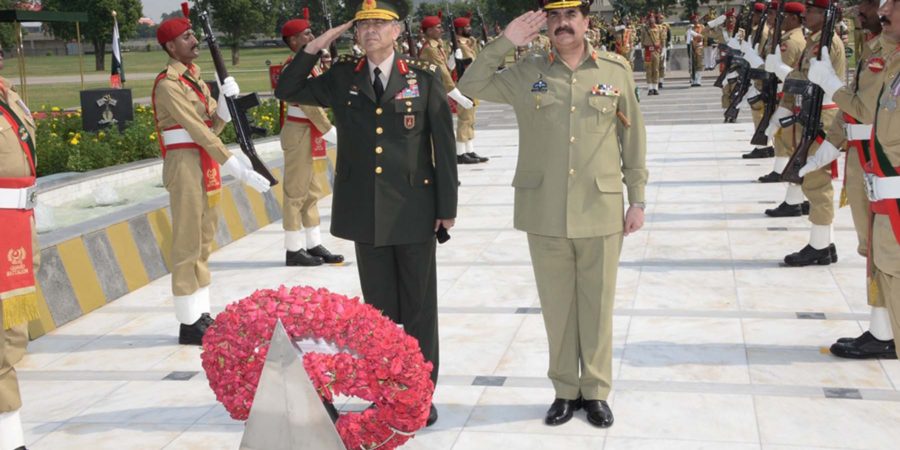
275,0,458,426
0,44,40,450
640,13,664,95
743,2,776,160
278,11,344,267
459,0,646,429
613,17,634,68
805,0,895,358
454,13,489,163
761,2,807,187
687,14,706,86
765,0,845,266
152,10,270,345
858,0,900,359
656,12,671,88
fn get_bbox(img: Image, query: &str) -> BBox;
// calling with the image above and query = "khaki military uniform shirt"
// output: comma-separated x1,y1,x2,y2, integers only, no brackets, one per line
420,37,456,93
153,59,230,164
283,55,332,132
779,30,845,111
458,37,647,239
0,78,35,179
828,34,884,148
640,25,665,51
458,35,479,60
871,34,900,277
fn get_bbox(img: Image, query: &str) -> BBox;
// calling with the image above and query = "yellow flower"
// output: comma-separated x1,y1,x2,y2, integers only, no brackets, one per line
69,138,79,145
98,131,105,139
149,134,157,141
51,106,61,112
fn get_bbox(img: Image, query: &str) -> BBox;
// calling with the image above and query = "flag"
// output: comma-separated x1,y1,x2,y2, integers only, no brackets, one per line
110,12,124,88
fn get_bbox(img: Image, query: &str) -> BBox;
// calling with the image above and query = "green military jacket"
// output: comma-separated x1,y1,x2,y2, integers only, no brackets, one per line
458,36,647,239
274,51,458,246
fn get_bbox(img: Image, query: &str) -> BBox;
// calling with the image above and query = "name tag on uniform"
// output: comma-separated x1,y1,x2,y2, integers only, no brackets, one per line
349,85,359,96
591,84,620,97
395,85,420,100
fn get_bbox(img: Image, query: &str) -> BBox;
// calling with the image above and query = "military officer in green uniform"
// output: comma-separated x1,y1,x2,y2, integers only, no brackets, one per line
274,0,457,426
459,0,647,429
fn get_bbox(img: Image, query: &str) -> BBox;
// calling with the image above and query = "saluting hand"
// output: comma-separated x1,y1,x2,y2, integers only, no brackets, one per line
304,21,355,55
624,206,644,237
503,10,546,47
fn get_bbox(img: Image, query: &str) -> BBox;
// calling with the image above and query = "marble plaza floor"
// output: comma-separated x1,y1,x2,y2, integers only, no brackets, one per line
18,96,900,449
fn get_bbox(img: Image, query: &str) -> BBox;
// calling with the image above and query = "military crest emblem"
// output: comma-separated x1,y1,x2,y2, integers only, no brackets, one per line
404,114,415,129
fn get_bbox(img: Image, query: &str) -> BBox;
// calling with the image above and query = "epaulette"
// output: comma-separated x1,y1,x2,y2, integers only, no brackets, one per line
165,65,180,81
405,58,437,74
335,54,360,65
597,51,630,70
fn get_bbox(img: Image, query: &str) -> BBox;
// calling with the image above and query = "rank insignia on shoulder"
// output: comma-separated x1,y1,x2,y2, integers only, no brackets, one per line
531,76,548,93
591,84,620,96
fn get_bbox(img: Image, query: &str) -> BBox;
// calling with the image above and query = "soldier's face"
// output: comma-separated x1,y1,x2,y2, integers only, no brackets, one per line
805,7,824,30
425,24,443,40
166,29,200,62
879,0,900,39
859,0,881,30
547,8,588,48
356,20,401,54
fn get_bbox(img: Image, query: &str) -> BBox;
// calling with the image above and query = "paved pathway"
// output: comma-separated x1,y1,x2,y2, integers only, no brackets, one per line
18,97,900,449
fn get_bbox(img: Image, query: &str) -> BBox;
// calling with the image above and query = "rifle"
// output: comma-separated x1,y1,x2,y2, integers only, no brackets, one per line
476,7,490,44
687,26,696,82
319,0,339,58
750,0,785,145
724,3,770,122
197,10,278,186
444,8,471,80
404,17,419,58
780,0,838,183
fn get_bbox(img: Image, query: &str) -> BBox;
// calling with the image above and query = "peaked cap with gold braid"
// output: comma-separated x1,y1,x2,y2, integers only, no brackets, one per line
351,0,410,21
539,0,595,10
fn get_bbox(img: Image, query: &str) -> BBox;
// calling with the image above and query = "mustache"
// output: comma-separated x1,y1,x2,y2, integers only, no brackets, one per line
554,26,574,35
881,15,891,24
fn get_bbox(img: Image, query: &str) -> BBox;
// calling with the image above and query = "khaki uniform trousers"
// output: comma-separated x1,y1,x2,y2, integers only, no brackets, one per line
645,50,660,84
799,108,839,226
162,149,220,296
280,121,324,231
751,98,765,130
775,124,796,159
721,82,734,109
845,150,886,307
874,215,900,357
527,232,623,401
456,103,477,143
0,221,37,412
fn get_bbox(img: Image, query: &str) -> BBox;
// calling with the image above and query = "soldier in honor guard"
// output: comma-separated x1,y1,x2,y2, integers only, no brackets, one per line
760,2,807,184
614,17,635,68
765,0,845,266
418,11,478,165
458,0,647,428
454,13,490,164
152,4,271,345
656,12,672,89
640,12,665,95
687,14,706,86
743,2,777,160
708,9,742,109
278,9,345,267
274,0,459,426
804,0,896,358
856,0,900,360
703,9,719,70
0,43,40,450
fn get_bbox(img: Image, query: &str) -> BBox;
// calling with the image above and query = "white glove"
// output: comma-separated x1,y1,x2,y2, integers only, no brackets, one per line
727,37,741,50
808,47,845,97
222,155,270,193
743,44,765,69
766,106,793,138
799,140,841,177
739,39,754,56
216,76,240,123
454,48,464,60
446,55,456,71
322,127,338,145
615,25,625,32
708,15,727,28
448,88,474,109
765,47,793,81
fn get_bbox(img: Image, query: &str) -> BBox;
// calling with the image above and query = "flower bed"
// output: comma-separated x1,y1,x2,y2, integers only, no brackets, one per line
201,285,434,450
33,100,281,177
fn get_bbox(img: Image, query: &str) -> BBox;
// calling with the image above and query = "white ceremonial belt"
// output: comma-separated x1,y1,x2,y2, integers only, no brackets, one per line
286,106,308,119
846,124,872,141
864,174,900,202
0,186,37,210
162,128,199,146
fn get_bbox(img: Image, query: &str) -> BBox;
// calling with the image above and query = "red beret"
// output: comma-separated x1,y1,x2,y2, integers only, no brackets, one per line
785,2,806,14
157,2,191,46
770,0,780,8
805,0,828,8
421,11,442,30
282,9,312,38
754,2,766,11
725,8,735,17
454,12,472,28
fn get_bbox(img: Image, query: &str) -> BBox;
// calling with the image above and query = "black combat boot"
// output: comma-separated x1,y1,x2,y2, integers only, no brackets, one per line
831,332,897,359
179,313,215,346
742,146,774,159
765,201,802,217
783,243,837,267
286,249,324,266
307,245,344,264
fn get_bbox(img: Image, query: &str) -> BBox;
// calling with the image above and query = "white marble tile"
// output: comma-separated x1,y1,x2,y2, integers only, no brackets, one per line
465,387,606,436
452,431,606,449
604,437,761,450
755,396,900,448
162,424,244,449
20,336,97,369
19,380,127,422
619,344,750,384
438,314,524,377
70,380,217,424
747,347,893,388
626,317,745,346
742,319,863,348
30,423,189,450
43,335,182,372
607,391,759,443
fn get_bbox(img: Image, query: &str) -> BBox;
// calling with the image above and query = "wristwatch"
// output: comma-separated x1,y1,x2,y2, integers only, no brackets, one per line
631,202,645,210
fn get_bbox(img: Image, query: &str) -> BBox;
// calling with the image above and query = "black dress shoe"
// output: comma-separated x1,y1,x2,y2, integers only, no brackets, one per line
658,81,664,89
466,151,489,163
765,201,802,217
179,312,214,346
758,171,783,183
583,399,614,428
457,153,480,164
426,404,438,427
831,332,897,359
545,397,582,426
783,244,837,267
307,245,344,264
743,146,774,159
286,249,324,266
801,201,810,215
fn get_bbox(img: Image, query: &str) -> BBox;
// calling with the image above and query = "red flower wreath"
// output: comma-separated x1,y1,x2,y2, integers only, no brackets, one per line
201,285,434,449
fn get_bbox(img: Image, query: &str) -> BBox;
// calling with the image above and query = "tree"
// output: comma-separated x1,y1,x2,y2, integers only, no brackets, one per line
193,0,289,66
42,0,142,71
0,0,21,48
